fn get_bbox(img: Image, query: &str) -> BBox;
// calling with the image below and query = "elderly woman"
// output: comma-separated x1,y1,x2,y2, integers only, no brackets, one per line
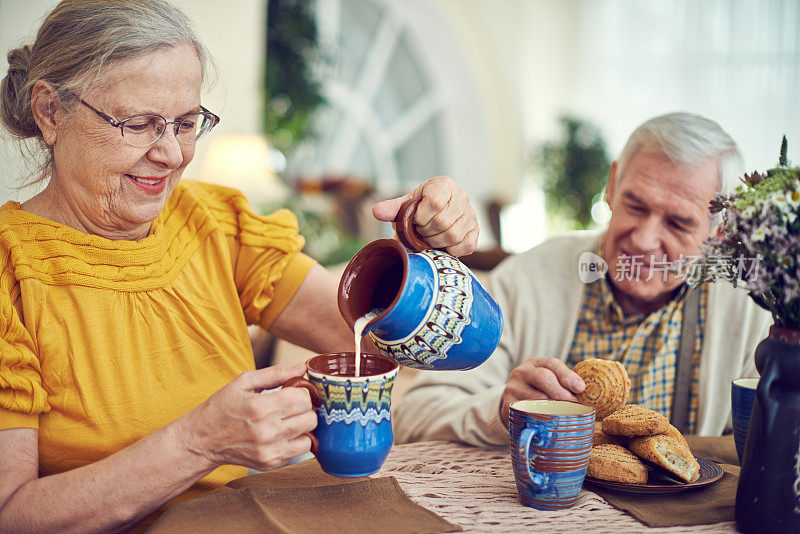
0,1,478,531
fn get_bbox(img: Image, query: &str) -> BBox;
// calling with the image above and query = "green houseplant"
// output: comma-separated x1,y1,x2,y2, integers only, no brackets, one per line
264,0,324,154
535,116,611,230
263,1,370,267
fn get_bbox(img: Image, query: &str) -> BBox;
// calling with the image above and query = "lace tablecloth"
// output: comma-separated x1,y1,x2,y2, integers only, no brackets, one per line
375,441,736,533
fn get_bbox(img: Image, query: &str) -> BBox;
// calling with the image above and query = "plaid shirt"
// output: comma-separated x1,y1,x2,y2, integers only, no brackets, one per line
565,268,707,432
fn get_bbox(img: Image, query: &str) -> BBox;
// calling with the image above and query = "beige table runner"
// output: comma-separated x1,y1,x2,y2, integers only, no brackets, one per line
376,440,737,533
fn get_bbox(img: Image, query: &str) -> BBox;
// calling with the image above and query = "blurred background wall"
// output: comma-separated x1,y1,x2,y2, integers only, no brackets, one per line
1,0,798,259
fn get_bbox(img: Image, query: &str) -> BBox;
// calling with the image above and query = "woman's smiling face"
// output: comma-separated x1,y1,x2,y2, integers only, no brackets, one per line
46,43,203,240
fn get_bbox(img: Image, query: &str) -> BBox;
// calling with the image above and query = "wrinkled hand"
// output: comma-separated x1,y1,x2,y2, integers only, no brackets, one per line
372,175,479,257
179,363,318,471
500,357,586,428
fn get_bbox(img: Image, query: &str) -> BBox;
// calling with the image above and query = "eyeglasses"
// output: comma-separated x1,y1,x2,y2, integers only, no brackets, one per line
76,98,220,147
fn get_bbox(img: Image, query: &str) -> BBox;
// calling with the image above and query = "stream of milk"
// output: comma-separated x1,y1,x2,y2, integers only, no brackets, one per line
353,309,381,376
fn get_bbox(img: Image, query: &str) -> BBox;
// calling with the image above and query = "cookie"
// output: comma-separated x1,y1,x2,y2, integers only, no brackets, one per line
663,423,691,452
593,422,626,447
601,404,670,436
587,444,648,484
628,433,701,483
573,358,631,420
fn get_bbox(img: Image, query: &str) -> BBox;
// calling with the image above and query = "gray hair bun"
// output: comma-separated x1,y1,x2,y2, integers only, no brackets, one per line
1,45,39,138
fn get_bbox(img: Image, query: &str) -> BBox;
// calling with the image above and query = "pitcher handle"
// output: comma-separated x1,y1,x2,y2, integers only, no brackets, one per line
394,198,430,252
282,377,321,456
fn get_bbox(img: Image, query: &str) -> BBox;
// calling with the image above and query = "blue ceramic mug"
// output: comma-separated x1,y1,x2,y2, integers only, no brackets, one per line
509,400,595,510
285,352,398,477
731,377,758,464
338,199,503,371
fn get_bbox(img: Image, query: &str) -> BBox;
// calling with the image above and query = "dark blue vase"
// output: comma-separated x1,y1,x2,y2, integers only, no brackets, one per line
735,325,800,533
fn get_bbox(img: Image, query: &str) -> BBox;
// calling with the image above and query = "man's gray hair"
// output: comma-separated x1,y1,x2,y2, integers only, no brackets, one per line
616,112,743,195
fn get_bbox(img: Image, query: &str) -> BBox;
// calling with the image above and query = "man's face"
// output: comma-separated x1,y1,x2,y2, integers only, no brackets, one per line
602,149,719,315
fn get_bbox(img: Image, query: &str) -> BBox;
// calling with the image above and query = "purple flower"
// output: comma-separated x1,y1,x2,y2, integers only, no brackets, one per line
702,163,800,326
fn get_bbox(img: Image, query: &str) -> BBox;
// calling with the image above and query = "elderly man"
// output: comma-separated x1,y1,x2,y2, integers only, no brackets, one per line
393,112,772,446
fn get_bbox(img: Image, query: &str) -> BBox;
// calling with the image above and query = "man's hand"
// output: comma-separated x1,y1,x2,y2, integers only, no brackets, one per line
372,175,478,257
500,357,586,427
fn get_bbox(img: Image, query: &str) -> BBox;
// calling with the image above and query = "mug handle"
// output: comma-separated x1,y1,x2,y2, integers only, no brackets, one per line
282,376,322,456
394,198,430,252
518,427,547,490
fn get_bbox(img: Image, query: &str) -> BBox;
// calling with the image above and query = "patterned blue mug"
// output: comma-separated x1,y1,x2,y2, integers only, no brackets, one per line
509,400,595,510
338,199,503,370
285,352,399,477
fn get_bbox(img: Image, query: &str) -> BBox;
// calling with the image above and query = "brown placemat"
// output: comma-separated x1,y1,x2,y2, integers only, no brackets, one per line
685,435,739,465
147,461,461,534
589,436,739,527
226,457,370,488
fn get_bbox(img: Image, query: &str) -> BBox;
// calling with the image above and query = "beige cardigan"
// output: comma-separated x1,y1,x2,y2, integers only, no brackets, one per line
393,232,772,446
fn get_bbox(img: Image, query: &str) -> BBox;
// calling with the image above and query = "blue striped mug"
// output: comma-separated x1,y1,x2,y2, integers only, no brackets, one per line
731,377,758,464
509,400,595,510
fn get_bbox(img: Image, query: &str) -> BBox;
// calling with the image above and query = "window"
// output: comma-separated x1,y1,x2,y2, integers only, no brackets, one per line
286,0,444,193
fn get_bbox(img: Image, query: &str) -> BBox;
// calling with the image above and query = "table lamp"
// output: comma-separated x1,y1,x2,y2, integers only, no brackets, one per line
200,134,289,208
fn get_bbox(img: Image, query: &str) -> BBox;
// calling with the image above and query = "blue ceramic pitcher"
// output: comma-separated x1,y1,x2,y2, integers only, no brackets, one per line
337,199,503,370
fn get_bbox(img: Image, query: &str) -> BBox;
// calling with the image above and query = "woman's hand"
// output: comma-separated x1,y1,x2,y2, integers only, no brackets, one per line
372,175,479,257
178,363,318,472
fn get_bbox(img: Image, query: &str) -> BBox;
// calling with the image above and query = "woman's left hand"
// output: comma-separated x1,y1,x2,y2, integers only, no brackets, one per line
371,175,479,257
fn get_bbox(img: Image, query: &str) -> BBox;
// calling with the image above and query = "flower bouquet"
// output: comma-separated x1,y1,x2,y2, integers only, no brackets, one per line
697,136,800,328
703,137,800,533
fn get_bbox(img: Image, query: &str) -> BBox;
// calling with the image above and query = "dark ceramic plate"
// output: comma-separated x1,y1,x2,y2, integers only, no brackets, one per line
583,456,724,495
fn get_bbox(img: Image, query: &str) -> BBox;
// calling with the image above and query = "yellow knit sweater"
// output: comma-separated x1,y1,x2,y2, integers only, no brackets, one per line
0,180,315,491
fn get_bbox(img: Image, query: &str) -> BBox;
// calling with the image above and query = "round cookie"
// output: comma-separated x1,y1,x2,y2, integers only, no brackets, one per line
573,358,631,420
587,444,648,484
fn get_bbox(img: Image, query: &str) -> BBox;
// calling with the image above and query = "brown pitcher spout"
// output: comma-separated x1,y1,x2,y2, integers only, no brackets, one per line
337,238,409,330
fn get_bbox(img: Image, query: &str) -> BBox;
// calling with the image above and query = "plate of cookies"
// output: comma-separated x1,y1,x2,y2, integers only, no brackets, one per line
572,359,725,495
583,452,723,495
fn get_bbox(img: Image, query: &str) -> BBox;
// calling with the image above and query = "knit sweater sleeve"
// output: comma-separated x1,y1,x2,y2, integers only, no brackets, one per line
191,182,316,330
0,251,47,430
